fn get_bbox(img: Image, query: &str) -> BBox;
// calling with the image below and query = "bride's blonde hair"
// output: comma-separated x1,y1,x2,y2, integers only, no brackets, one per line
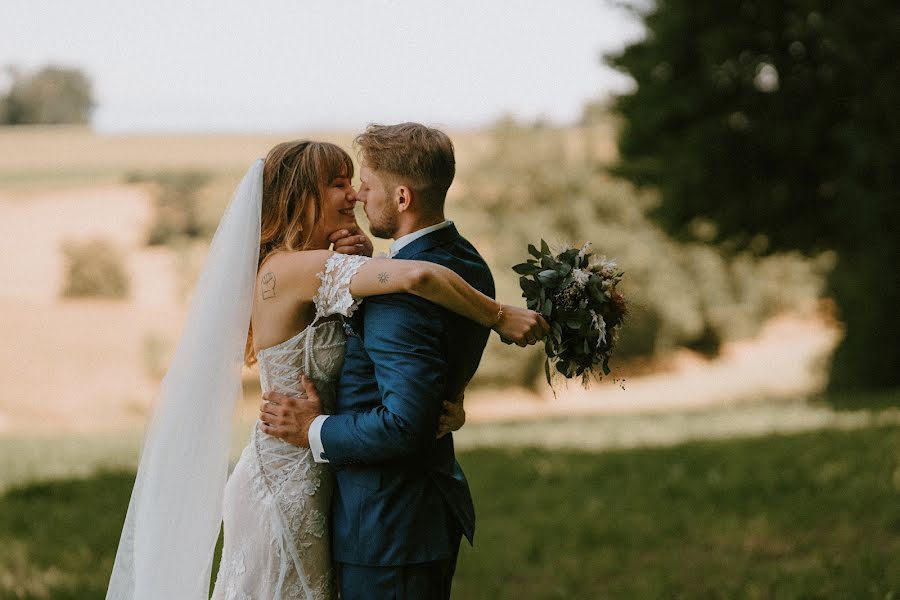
245,140,354,365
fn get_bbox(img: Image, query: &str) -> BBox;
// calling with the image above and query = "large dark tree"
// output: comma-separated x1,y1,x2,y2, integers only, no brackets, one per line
2,65,94,125
606,0,900,392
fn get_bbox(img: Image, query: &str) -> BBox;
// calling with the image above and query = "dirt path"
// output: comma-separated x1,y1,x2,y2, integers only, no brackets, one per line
464,312,840,424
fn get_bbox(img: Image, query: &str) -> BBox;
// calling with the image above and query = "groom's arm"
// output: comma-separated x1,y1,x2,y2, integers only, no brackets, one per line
317,293,448,464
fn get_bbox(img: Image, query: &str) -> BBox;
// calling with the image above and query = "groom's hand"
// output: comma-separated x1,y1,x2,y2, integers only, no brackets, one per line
330,225,373,257
437,386,467,439
259,375,323,447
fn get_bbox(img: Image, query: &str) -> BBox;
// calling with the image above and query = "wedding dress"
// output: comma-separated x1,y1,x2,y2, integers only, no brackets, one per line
212,252,368,600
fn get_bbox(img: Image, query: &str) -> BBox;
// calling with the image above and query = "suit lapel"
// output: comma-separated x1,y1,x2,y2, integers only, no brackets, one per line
392,224,460,260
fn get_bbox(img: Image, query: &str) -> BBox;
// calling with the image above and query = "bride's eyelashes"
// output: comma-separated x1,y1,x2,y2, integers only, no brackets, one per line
331,177,353,190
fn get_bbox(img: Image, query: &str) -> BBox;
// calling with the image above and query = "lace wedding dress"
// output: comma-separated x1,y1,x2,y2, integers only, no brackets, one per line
211,253,368,600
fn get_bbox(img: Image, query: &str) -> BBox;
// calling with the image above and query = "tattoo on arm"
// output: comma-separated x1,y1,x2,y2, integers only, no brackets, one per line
262,271,276,300
377,272,390,284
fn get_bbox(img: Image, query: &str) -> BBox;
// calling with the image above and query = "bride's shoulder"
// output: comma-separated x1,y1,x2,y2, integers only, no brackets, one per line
259,249,335,287
265,249,333,270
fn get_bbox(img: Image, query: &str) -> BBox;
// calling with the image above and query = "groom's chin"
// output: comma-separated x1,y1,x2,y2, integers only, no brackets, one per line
368,226,393,240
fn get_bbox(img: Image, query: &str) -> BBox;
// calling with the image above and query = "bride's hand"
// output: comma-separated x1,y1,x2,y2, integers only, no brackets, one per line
493,305,550,347
330,225,373,257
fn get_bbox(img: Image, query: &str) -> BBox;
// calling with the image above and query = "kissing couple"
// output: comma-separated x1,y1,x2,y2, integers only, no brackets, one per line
107,122,549,600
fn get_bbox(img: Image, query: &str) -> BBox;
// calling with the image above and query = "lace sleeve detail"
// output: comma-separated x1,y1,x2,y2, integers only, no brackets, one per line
312,253,370,321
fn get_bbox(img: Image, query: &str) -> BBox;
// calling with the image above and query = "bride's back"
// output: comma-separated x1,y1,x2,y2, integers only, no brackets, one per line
250,256,318,354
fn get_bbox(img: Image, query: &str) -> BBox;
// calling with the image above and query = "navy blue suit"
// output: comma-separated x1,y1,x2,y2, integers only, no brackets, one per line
319,224,493,598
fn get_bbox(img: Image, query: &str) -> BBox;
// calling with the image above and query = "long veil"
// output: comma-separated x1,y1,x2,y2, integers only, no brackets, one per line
107,159,264,600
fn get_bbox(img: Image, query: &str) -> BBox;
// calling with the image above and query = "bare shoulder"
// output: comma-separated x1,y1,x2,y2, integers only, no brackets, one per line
265,249,333,272
259,249,335,299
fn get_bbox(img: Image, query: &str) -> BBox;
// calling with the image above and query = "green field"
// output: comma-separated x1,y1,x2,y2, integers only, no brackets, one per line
1,424,897,599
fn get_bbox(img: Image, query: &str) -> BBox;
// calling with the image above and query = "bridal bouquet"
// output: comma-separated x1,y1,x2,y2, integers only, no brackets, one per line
513,240,626,386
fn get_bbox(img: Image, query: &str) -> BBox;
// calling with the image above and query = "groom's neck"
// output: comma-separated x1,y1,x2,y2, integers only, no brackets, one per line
393,213,446,240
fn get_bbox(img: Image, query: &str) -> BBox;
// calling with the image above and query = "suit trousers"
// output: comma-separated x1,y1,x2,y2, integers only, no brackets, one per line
336,532,462,600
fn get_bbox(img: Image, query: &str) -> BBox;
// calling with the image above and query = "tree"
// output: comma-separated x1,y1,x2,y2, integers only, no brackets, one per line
3,65,94,125
606,0,900,392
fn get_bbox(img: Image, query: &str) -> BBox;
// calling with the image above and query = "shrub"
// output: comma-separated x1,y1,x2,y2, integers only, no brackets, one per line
61,238,130,299
133,171,213,246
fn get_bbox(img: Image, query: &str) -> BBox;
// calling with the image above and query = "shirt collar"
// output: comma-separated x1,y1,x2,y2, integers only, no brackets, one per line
388,220,453,258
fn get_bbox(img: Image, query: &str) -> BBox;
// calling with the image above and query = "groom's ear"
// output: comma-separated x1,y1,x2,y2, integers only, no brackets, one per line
396,185,414,213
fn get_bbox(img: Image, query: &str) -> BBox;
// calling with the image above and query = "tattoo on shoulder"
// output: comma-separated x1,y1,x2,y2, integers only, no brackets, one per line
377,272,390,284
262,271,276,300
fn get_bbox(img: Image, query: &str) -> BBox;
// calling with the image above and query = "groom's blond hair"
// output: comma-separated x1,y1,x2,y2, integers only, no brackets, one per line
354,123,455,215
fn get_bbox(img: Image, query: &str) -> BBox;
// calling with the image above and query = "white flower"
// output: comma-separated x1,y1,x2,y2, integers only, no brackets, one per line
592,256,618,278
577,242,592,261
571,268,591,286
591,311,607,346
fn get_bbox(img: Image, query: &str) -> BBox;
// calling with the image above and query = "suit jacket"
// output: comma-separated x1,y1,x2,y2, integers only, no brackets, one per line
320,224,494,566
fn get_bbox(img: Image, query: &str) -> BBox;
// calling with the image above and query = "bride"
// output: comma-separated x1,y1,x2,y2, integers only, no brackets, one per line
106,140,546,600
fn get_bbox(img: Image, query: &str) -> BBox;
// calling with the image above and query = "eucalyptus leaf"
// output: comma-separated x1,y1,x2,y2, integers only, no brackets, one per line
537,269,561,286
588,284,606,302
560,248,580,264
543,298,553,315
513,263,541,275
520,277,541,297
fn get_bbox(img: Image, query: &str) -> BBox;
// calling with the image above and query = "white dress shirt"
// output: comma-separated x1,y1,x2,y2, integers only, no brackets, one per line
387,220,453,257
308,220,453,463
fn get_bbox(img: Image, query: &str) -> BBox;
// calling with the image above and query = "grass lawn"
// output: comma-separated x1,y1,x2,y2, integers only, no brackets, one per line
0,425,897,599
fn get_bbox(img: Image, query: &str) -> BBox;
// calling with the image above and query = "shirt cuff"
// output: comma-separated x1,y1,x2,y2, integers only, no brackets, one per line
309,415,330,463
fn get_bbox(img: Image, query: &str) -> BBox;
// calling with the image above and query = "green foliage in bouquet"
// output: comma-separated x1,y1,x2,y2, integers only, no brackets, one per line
513,240,626,385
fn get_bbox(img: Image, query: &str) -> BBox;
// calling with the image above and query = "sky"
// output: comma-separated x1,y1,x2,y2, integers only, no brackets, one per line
1,0,644,133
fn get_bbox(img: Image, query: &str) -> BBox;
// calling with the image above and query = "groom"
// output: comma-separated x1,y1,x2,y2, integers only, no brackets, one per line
261,122,494,599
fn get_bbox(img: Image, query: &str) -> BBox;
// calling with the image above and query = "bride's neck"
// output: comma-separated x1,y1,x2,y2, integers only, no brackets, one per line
303,229,332,251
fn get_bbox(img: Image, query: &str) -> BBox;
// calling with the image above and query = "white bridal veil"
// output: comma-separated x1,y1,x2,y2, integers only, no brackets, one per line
107,159,264,600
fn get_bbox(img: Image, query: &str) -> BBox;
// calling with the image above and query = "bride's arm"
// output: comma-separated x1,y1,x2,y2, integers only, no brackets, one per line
350,258,550,345
271,250,549,345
